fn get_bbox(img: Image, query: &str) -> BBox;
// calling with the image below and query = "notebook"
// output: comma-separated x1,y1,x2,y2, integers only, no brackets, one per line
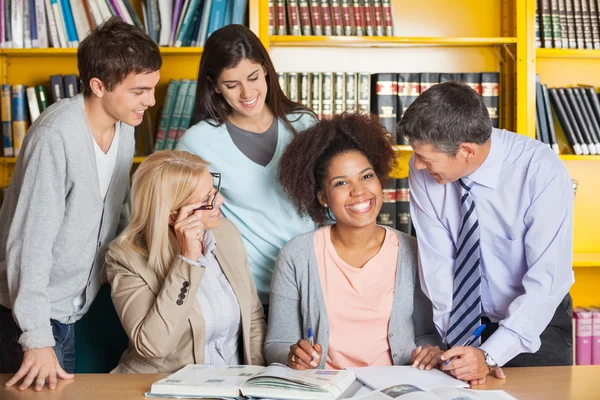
146,363,357,399
345,366,469,391
349,384,517,400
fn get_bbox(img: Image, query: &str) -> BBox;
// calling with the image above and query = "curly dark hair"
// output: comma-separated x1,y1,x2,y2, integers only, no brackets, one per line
278,113,396,224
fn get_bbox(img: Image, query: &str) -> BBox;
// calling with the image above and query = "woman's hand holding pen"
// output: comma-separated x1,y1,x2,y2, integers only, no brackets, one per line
410,344,443,370
287,340,321,370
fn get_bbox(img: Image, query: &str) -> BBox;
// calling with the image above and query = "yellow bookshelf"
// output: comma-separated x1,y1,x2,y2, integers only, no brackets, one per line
269,36,518,47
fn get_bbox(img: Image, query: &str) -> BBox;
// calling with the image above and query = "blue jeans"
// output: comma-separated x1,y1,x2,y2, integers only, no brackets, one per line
0,305,76,373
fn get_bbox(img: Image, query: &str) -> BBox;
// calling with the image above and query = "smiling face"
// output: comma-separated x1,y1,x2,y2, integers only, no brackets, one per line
214,58,269,121
411,141,472,185
99,70,160,126
186,171,224,230
319,150,383,229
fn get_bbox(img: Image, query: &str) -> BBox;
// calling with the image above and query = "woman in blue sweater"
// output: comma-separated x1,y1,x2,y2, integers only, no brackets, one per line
177,25,318,314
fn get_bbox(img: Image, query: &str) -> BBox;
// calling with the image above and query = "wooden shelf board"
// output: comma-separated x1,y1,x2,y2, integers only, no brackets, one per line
393,145,413,151
0,157,17,164
0,47,203,57
270,36,517,48
560,155,600,161
573,252,600,267
133,157,146,164
536,48,600,59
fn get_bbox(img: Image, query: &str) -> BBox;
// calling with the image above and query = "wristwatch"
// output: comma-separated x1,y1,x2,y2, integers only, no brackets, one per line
480,350,498,372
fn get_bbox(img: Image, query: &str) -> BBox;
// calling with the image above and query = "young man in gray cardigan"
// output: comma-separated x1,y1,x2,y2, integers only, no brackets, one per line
0,17,161,391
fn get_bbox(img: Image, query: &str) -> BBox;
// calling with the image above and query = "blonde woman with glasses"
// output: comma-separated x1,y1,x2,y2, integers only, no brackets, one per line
106,150,266,373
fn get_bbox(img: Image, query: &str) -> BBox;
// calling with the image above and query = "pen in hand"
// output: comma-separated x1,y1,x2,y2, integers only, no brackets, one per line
444,324,487,365
307,328,314,361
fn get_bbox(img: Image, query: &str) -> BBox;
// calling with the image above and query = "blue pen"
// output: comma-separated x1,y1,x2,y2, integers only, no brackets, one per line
307,328,315,361
444,324,486,365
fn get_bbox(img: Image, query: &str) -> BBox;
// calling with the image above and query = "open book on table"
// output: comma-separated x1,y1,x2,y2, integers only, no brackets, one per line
349,384,517,400
146,363,358,399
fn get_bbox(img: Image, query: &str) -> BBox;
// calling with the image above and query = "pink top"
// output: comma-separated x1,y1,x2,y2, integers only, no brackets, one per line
314,225,398,369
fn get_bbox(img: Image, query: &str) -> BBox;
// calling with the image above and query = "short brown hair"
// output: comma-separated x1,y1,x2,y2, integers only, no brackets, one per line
78,17,162,97
278,113,396,224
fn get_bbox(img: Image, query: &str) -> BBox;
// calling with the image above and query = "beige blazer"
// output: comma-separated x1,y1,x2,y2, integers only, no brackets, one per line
106,218,266,373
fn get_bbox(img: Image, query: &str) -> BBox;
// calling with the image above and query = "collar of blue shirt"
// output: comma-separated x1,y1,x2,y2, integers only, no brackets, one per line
466,129,503,190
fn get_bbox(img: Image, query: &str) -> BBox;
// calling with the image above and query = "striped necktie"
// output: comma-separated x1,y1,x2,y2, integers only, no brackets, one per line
446,178,482,348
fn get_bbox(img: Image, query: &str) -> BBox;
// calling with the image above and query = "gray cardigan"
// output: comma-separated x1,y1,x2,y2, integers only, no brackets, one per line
265,228,438,367
0,95,134,350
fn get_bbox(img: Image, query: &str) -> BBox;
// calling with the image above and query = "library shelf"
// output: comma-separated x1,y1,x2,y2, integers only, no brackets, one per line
536,48,600,59
269,36,518,48
0,47,204,57
560,155,600,161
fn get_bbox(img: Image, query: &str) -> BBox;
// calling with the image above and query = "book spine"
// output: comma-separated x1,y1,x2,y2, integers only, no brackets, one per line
276,0,286,35
268,0,274,35
278,72,287,96
551,0,563,47
542,84,560,154
357,72,370,114
574,0,586,48
460,73,482,95
1,84,13,157
590,0,600,48
396,178,411,235
372,0,383,36
561,87,588,154
363,0,374,36
481,72,500,129
535,75,551,146
341,0,352,35
333,72,345,114
36,85,49,111
35,0,47,47
51,0,68,48
558,0,569,47
344,72,356,112
581,0,595,48
12,0,24,48
299,72,310,108
573,87,599,153
298,0,312,35
63,74,79,98
11,84,29,157
287,0,301,36
377,179,396,229
565,0,577,47
81,0,97,30
288,72,299,102
541,0,553,47
165,80,190,150
60,0,78,46
174,0,201,47
352,0,363,36
154,80,179,151
330,0,342,36
440,73,460,83
70,0,91,42
5,0,12,48
27,0,36,48
320,0,332,36
419,72,439,94
591,309,600,365
566,87,593,153
372,72,398,143
536,0,542,47
585,86,600,153
321,72,333,119
549,87,580,154
170,0,185,45
382,0,392,36
575,309,593,365
310,73,322,117
26,86,40,123
174,80,197,148
309,0,322,35
49,74,65,103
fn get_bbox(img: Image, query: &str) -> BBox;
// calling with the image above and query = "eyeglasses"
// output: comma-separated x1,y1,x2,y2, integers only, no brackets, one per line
193,173,221,211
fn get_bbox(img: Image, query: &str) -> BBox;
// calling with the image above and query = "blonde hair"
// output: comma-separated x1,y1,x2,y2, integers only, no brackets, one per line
115,150,210,282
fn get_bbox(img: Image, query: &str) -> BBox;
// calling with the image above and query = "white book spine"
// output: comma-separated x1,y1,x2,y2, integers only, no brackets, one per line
95,0,112,21
87,0,103,26
197,0,212,46
115,0,134,25
51,0,68,48
141,1,149,35
35,0,48,47
26,86,41,122
157,0,172,46
23,0,32,47
69,0,91,41
11,0,24,48
43,0,59,47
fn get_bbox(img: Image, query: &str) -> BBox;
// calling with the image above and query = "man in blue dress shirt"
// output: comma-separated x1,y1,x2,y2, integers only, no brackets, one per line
399,82,574,385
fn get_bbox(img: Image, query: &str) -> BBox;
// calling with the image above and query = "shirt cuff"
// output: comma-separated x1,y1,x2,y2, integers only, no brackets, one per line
178,254,204,267
479,326,523,367
18,325,56,351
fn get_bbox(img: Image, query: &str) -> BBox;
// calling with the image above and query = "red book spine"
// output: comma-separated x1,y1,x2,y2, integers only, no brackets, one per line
268,0,275,35
341,0,352,35
310,0,323,35
373,0,383,36
382,0,393,36
330,0,343,35
321,0,333,36
298,0,312,35
276,0,287,35
363,0,374,36
288,0,302,35
352,0,364,36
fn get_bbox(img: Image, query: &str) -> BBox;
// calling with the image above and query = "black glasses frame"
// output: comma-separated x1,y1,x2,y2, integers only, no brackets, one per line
194,173,221,211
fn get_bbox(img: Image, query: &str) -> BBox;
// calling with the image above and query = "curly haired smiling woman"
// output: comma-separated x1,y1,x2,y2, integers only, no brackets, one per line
264,113,441,371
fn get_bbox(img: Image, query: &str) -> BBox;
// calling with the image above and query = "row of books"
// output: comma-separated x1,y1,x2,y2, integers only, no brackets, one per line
574,306,600,365
376,178,413,236
535,0,600,49
1,74,80,157
536,76,600,155
268,0,394,37
3,0,246,49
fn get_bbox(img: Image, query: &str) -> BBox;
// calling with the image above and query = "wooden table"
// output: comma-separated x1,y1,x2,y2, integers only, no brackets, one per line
1,366,600,399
